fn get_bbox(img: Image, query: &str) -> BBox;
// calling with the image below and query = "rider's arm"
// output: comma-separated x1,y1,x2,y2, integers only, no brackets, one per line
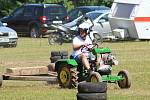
72,36,85,50
73,44,84,50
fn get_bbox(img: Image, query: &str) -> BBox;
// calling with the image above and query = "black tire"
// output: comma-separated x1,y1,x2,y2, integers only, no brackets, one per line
51,51,68,57
50,51,68,63
62,56,68,59
48,32,62,45
11,42,17,47
87,72,102,83
12,43,17,47
4,44,10,48
30,26,40,38
51,51,60,56
50,56,68,63
50,56,62,63
117,70,131,89
60,51,68,56
77,93,107,100
0,74,3,87
78,82,107,93
57,65,78,88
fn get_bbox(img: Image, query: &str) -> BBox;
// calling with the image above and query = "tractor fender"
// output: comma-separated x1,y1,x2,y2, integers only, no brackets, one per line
55,59,78,72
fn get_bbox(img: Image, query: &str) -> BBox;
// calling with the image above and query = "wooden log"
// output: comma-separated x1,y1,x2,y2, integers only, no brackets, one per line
48,71,57,77
6,66,49,76
3,75,57,82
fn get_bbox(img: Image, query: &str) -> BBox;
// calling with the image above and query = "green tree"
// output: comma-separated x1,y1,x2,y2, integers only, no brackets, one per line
69,0,113,7
0,0,113,18
0,0,17,17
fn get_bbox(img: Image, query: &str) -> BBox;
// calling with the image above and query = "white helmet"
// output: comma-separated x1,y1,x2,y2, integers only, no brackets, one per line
78,22,91,30
78,22,91,34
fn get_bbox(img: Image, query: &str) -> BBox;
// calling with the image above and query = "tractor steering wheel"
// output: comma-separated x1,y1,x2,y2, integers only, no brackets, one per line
81,43,98,53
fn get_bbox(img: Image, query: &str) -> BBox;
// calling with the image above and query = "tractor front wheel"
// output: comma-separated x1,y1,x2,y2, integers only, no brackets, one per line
57,65,78,88
87,72,102,83
117,70,131,89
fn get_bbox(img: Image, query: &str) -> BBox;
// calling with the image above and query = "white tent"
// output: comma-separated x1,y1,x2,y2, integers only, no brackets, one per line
109,0,150,39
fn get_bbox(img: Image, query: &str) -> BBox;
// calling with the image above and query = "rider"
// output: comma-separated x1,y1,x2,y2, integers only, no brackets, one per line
71,21,118,76
71,22,95,73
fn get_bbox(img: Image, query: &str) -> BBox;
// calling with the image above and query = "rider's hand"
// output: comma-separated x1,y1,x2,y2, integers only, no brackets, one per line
85,43,93,51
81,43,88,48
83,43,89,47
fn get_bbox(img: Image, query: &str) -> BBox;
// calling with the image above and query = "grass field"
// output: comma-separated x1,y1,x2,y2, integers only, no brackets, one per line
0,38,150,100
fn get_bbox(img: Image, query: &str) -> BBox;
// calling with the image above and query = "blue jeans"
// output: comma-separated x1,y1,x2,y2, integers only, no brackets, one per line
74,53,93,64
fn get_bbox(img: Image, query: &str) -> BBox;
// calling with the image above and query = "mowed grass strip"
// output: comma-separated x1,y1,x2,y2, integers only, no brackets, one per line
0,38,150,100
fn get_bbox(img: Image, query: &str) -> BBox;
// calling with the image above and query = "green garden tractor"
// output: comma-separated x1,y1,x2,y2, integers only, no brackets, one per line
54,44,131,89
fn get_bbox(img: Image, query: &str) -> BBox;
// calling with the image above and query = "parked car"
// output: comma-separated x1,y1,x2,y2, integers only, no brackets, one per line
65,10,113,39
1,4,68,38
0,21,18,47
68,6,110,22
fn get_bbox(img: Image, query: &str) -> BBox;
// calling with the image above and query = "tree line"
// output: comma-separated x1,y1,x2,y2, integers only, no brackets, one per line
0,0,113,18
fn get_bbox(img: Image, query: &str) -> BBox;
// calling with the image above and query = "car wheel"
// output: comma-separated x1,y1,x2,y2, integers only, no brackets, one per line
93,33,103,44
13,43,17,47
48,32,62,45
30,26,40,38
11,41,17,47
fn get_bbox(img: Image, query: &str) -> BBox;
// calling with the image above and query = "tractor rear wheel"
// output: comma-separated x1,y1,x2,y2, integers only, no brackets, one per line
57,65,78,88
117,70,131,88
87,72,102,83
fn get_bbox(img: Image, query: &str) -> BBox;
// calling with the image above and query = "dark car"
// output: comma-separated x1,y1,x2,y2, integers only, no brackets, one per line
68,6,110,22
1,4,68,38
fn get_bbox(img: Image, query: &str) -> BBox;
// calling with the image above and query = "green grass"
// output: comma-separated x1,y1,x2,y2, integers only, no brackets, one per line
0,38,150,100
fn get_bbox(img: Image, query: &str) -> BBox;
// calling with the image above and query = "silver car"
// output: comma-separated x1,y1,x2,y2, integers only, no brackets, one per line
0,21,18,47
65,10,113,39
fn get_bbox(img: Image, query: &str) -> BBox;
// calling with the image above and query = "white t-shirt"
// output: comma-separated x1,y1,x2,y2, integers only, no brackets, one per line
71,35,93,58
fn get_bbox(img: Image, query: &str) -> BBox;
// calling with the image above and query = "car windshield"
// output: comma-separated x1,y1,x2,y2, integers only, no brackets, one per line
45,6,67,19
86,12,103,20
73,12,103,23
